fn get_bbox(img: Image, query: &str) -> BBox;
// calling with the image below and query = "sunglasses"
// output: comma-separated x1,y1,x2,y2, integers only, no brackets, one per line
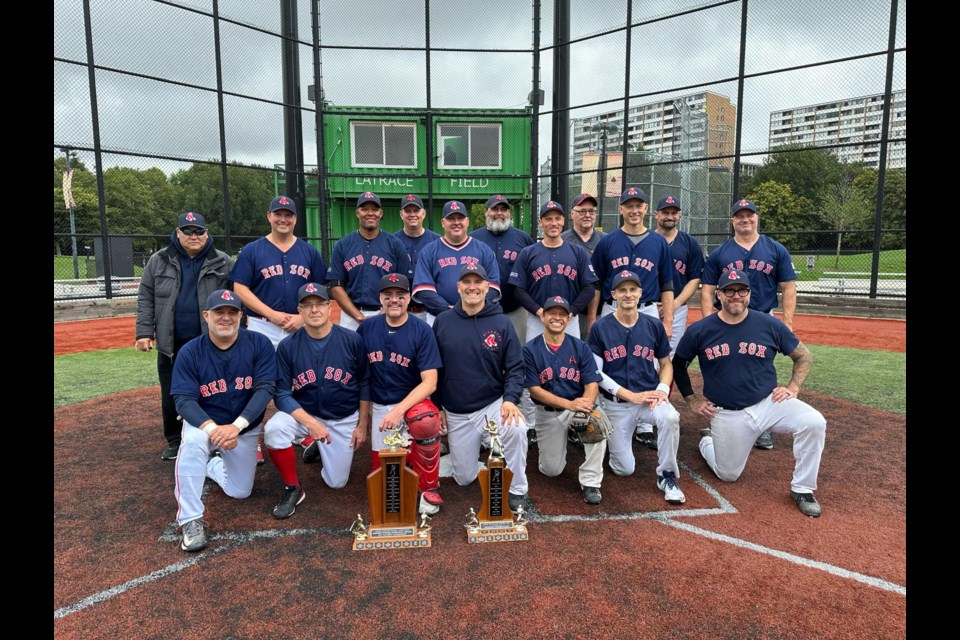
721,288,750,298
180,228,207,236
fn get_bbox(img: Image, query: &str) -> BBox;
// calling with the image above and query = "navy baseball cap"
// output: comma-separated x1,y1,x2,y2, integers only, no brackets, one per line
656,195,681,211
457,263,489,281
206,289,241,311
731,199,758,215
542,295,571,313
357,191,382,208
571,193,598,208
443,200,468,218
539,200,565,217
379,273,410,292
485,194,511,209
611,270,642,290
297,282,330,302
269,195,298,215
177,211,206,229
717,269,751,290
401,194,424,210
619,186,648,204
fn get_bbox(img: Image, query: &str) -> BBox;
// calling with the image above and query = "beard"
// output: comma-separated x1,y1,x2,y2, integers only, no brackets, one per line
486,217,512,233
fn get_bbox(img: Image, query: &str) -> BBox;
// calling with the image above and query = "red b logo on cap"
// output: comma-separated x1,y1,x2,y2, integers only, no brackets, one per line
665,197,675,204
554,296,563,303
389,274,399,283
221,291,233,300
185,212,197,221
279,197,289,205
305,283,317,293
738,199,749,207
496,195,504,200
727,271,741,281
406,194,415,201
627,188,637,195
450,202,460,211
620,270,631,277
548,202,557,208
365,192,374,198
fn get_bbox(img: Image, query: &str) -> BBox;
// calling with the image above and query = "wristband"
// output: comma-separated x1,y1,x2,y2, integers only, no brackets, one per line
656,383,671,395
232,416,250,431
202,424,216,435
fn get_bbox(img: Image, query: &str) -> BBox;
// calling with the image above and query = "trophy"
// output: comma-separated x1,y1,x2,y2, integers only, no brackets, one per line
465,416,530,544
352,425,432,551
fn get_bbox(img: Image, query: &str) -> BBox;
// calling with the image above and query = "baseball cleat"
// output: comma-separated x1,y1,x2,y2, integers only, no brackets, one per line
582,486,602,505
754,430,774,450
300,436,316,450
508,492,533,513
302,441,321,464
634,431,658,450
657,471,686,504
567,427,583,448
699,428,713,438
419,491,442,515
180,519,208,552
273,484,306,519
791,491,822,517
527,428,538,446
161,445,179,461
256,442,265,465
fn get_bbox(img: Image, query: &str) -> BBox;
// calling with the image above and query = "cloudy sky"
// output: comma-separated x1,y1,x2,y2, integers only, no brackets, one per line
53,0,905,173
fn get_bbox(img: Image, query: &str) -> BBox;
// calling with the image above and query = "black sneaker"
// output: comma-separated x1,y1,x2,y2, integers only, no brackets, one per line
754,430,774,450
790,491,822,517
273,485,305,519
508,492,533,513
161,445,179,461
180,519,208,552
582,486,602,505
302,441,321,464
634,431,658,450
567,428,583,448
527,428,538,446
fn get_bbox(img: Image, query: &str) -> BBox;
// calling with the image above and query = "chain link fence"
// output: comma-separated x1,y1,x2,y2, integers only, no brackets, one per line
54,0,905,301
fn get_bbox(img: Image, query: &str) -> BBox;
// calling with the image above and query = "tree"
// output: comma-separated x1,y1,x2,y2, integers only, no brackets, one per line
53,154,100,254
750,144,843,205
102,166,183,251
818,165,873,267
746,180,812,251
852,167,906,250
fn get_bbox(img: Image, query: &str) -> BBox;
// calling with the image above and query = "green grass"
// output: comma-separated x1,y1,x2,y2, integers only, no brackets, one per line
54,348,159,409
690,344,905,416
792,249,905,281
53,255,143,279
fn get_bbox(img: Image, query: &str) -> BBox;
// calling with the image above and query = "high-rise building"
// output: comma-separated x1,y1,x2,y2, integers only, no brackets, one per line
768,89,906,169
571,91,737,170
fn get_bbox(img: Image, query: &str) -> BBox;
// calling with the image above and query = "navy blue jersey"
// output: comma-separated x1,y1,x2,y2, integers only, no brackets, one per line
666,231,705,295
326,230,411,308
433,301,523,413
395,228,441,282
470,227,535,313
523,335,602,401
275,325,370,420
356,314,443,405
587,312,670,392
229,237,327,317
702,236,797,313
171,329,278,428
509,242,598,309
412,237,502,314
675,310,800,409
591,229,674,305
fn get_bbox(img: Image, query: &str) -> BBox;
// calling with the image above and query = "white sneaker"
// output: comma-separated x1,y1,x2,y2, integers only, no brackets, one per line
656,471,686,504
419,494,440,515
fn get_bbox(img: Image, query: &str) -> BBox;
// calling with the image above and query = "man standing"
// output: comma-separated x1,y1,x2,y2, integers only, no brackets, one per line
673,269,826,517
170,290,277,551
357,273,444,515
700,198,798,451
394,193,440,322
136,212,234,461
327,191,411,331
433,264,532,512
412,200,501,325
653,196,704,356
510,200,597,340
523,296,605,504
586,270,685,506
561,193,606,338
262,283,370,519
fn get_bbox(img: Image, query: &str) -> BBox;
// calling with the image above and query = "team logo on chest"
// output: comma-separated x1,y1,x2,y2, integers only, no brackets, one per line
481,330,502,351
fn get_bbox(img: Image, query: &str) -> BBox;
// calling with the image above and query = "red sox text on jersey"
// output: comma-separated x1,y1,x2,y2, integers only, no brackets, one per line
260,264,313,279
530,263,578,281
366,350,412,367
537,366,582,385
609,256,655,272
702,342,768,360
437,255,480,268
721,260,774,276
289,367,354,390
341,255,394,272
198,376,255,397
601,344,657,362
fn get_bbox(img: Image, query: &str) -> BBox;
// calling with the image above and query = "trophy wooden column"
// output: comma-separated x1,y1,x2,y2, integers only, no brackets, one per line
466,420,530,544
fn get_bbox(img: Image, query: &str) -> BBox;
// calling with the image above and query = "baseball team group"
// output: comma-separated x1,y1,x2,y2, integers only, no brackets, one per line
135,187,827,553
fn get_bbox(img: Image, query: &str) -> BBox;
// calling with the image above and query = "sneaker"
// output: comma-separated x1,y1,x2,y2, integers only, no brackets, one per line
302,440,321,464
790,491,822,518
161,445,179,461
634,431,658,450
754,430,774,450
300,436,315,450
527,428,538,446
567,428,583,448
272,484,305,519
582,486,602,505
256,441,265,465
699,428,713,438
508,493,533,513
180,519,208,552
657,471,686,505
419,490,443,515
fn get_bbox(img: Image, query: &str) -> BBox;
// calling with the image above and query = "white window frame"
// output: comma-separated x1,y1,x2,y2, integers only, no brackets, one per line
350,121,417,169
437,122,502,169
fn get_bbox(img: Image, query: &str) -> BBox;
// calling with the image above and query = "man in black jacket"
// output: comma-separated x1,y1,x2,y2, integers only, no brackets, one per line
135,212,234,461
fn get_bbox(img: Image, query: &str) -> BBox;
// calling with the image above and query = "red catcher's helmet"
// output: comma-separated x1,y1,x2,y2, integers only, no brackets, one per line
404,399,441,439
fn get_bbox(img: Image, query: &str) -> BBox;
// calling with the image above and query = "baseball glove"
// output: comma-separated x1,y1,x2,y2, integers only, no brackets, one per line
570,406,613,444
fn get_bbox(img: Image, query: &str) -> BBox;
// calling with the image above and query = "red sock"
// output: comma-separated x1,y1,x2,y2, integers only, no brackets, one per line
370,449,381,471
267,446,299,487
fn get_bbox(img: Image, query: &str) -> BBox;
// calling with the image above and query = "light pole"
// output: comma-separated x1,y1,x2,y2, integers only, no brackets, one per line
61,147,80,279
591,122,619,228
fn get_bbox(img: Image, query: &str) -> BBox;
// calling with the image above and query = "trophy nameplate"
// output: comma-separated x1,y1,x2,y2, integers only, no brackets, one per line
466,417,529,544
352,428,431,550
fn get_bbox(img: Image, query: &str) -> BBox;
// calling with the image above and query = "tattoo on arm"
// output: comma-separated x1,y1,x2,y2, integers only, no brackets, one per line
788,342,813,389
